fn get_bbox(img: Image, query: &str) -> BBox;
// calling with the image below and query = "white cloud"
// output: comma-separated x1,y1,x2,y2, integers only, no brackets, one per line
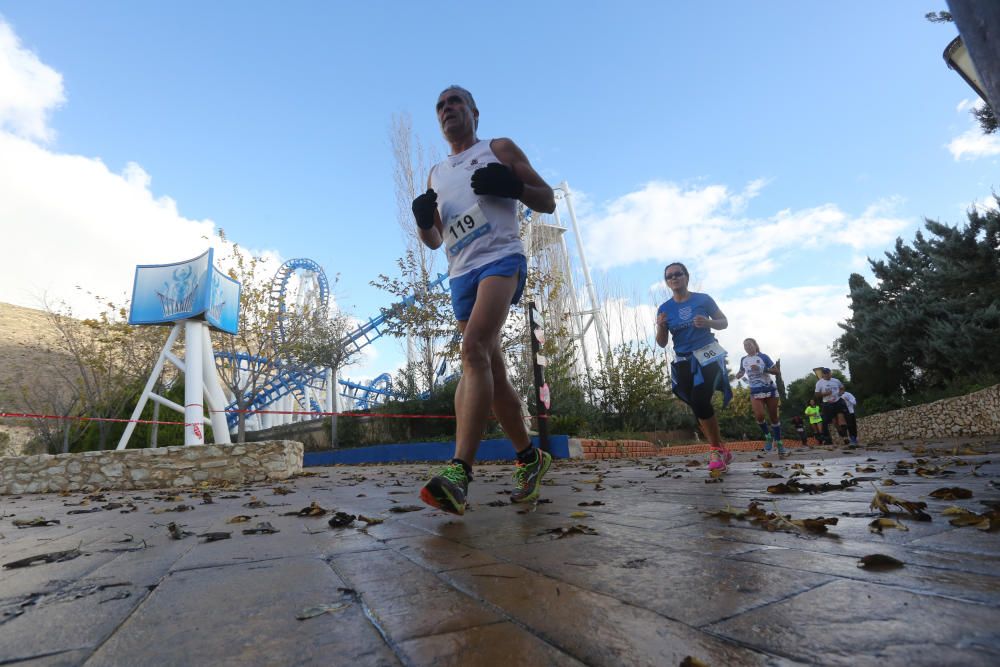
718,284,849,382
0,19,284,320
956,98,977,113
947,126,1000,160
0,19,64,142
579,180,910,290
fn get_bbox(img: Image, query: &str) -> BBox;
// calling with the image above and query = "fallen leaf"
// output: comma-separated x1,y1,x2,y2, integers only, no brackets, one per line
870,486,931,521
167,522,192,540
296,602,348,620
356,515,383,525
577,501,604,507
387,505,423,513
227,515,252,524
3,546,83,569
680,657,709,667
569,511,591,518
242,522,279,535
928,487,973,501
869,517,908,533
157,504,193,513
13,517,60,528
538,525,598,539
327,512,356,528
272,486,294,495
198,532,231,542
858,554,904,570
881,479,898,486
286,502,327,518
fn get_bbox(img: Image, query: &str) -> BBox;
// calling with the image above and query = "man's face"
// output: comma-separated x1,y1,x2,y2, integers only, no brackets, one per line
436,90,477,137
822,371,832,380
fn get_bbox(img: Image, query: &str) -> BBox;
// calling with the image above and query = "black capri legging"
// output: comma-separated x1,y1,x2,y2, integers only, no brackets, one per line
672,359,725,420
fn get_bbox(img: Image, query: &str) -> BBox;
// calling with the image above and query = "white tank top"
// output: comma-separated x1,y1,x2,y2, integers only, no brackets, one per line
430,139,524,278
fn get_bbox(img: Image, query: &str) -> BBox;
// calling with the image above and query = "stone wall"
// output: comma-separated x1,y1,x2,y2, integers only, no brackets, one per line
858,384,1000,442
0,440,303,495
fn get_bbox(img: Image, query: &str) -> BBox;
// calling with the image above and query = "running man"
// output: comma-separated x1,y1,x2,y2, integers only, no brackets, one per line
734,338,785,457
814,367,851,447
412,85,556,515
655,262,733,473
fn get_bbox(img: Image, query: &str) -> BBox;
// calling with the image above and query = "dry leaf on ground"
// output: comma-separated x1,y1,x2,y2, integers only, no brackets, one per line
858,554,904,570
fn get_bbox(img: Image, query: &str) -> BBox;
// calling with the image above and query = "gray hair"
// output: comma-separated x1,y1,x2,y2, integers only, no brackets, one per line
439,85,477,112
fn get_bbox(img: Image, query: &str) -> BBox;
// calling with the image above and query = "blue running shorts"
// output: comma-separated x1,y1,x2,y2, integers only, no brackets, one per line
450,254,527,321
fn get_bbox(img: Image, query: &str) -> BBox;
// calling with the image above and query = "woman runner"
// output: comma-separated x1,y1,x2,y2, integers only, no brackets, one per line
734,338,786,457
655,262,733,473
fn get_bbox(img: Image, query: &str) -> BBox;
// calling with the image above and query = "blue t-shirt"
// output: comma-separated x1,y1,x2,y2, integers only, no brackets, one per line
740,353,776,390
657,292,720,355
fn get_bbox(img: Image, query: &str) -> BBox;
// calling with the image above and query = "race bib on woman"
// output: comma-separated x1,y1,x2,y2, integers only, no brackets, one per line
445,202,491,256
693,340,726,367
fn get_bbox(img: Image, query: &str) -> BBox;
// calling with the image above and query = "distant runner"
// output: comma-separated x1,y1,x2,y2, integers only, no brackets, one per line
814,367,851,447
734,338,785,457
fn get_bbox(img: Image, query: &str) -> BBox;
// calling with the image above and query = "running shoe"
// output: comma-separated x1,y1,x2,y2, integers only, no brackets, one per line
510,449,553,504
776,440,787,458
762,433,773,453
708,446,730,473
419,462,469,515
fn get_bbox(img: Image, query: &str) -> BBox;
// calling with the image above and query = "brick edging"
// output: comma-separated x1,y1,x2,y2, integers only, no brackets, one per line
572,438,807,459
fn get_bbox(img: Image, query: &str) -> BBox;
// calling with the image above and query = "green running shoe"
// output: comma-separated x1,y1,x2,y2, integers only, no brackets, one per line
510,449,553,504
776,440,787,458
420,462,469,515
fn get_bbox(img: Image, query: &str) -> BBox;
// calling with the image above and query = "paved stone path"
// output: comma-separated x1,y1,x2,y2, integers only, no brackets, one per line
1,440,998,666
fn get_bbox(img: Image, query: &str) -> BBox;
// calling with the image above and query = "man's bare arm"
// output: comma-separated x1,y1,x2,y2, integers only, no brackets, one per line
490,138,556,213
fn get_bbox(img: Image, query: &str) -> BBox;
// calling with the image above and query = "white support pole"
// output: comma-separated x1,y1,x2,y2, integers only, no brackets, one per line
561,181,611,359
184,320,205,445
116,323,183,450
557,226,593,379
202,329,231,444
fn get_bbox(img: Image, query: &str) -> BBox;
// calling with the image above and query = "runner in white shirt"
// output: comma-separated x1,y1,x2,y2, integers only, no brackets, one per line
412,86,556,515
814,368,852,447
841,391,859,446
734,338,786,457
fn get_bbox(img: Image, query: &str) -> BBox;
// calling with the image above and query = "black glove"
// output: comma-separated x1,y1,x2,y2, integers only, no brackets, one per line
412,189,438,229
471,162,523,199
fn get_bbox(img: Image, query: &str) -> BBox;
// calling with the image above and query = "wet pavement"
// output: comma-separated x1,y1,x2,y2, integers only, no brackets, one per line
1,439,998,666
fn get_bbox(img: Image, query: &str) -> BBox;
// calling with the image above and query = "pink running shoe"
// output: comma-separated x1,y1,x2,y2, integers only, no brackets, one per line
708,446,729,472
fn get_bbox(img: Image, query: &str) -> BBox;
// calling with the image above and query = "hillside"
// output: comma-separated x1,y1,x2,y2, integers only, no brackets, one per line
0,302,77,455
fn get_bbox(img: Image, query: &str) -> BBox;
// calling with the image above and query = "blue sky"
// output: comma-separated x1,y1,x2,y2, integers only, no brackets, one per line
1,2,998,386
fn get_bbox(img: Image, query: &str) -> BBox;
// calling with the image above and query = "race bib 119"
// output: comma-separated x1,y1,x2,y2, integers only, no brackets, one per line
446,202,491,256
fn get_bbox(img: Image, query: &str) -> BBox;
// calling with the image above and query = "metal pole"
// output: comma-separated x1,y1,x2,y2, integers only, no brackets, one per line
117,322,182,450
527,300,550,452
202,328,231,444
184,320,205,446
560,181,610,359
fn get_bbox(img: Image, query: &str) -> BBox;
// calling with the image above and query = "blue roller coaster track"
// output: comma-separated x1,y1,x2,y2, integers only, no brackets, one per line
216,263,452,428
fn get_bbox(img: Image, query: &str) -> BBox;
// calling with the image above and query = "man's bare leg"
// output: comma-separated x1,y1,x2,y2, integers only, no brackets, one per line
489,345,532,453
452,275,520,464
